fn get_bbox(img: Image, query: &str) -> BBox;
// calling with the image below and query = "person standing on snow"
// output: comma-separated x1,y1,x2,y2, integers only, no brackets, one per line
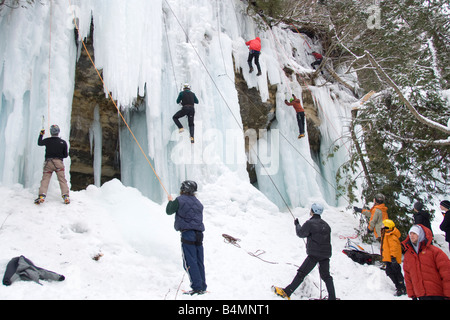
245,37,262,76
439,200,450,251
35,125,70,205
402,224,450,300
412,201,432,235
354,193,389,240
380,219,406,296
284,94,306,139
273,203,336,300
166,180,207,295
173,84,199,144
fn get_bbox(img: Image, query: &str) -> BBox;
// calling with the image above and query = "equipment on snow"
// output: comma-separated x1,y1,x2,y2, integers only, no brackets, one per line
3,255,65,286
342,239,381,265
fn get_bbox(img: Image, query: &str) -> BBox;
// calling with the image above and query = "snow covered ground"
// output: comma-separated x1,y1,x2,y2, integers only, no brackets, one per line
1,174,447,301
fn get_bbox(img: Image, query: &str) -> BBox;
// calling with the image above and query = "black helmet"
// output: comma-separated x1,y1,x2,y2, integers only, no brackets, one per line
180,180,197,194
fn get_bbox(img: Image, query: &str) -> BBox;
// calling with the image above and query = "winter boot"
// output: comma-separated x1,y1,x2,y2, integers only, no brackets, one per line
62,194,70,204
179,128,184,134
298,133,305,139
272,286,290,300
249,66,254,73
183,290,206,296
256,71,262,76
34,194,46,205
190,137,195,144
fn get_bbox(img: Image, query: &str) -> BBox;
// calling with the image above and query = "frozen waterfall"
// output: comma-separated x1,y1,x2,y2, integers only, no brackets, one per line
0,0,357,209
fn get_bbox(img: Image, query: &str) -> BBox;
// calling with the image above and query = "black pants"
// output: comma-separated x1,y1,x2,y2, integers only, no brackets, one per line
311,59,323,69
248,50,261,73
284,255,336,299
296,112,305,135
173,106,195,138
385,261,405,291
311,59,324,75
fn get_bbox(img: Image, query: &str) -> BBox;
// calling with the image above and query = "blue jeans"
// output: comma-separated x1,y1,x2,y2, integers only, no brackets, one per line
181,230,207,291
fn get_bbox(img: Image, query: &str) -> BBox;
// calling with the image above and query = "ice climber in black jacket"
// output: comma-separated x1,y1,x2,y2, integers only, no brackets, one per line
273,203,336,300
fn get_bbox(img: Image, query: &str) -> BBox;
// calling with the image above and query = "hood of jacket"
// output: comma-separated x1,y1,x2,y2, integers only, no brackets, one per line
402,224,433,254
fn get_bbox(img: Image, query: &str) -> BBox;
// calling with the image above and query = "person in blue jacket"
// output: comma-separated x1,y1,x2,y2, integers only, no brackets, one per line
166,180,206,295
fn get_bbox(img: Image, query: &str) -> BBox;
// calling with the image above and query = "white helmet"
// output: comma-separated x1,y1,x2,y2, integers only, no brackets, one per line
183,83,191,90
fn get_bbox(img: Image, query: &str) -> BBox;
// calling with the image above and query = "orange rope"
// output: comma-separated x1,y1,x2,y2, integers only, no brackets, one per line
67,0,169,196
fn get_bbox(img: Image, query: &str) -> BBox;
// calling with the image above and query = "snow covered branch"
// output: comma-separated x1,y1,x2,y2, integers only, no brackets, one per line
364,50,450,136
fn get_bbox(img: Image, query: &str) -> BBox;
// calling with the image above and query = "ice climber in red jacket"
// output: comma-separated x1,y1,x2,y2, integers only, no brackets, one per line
245,37,262,76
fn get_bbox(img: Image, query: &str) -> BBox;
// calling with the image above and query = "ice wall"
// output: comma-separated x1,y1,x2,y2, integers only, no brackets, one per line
0,1,77,191
0,0,356,209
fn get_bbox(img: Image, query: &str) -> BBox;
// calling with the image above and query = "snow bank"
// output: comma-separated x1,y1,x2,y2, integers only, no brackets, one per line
4,177,444,300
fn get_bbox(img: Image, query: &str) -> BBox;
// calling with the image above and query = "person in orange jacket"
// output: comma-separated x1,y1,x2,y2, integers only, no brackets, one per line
354,193,389,239
284,94,305,139
380,219,406,296
402,224,450,300
245,37,262,76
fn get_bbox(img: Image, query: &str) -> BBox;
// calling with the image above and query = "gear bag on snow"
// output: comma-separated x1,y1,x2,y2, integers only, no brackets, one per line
342,239,381,265
2,255,65,286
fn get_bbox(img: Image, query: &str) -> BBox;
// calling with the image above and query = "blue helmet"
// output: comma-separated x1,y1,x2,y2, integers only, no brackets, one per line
311,203,324,215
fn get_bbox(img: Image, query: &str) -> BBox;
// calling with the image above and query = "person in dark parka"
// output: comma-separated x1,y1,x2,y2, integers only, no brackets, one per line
273,203,336,300
413,201,432,235
166,180,206,295
439,200,450,251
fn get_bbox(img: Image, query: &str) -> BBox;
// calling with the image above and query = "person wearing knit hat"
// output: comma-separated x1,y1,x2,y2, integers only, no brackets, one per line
402,224,450,300
439,200,450,251
413,201,432,235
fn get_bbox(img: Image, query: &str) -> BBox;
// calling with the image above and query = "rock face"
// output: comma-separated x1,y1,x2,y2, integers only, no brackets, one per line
69,27,121,191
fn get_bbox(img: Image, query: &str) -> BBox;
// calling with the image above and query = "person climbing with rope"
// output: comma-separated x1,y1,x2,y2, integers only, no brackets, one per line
173,83,199,144
354,193,389,240
273,203,336,300
245,37,262,76
310,51,324,75
35,125,70,205
166,180,207,295
284,94,305,139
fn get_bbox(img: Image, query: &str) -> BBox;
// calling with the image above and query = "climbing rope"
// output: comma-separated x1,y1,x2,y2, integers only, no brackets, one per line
47,0,53,132
67,0,169,197
222,234,298,266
